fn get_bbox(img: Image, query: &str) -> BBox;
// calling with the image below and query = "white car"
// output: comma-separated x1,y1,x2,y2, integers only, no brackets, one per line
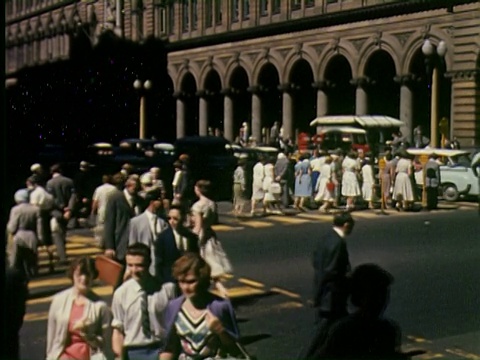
407,148,479,202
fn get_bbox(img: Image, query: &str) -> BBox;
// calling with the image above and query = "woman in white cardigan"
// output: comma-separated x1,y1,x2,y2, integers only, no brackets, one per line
46,257,111,360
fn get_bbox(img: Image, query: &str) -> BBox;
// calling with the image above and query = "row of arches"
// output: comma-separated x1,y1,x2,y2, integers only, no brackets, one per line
167,45,451,143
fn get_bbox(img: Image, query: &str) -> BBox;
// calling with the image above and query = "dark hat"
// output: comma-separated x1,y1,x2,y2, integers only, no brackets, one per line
145,187,163,203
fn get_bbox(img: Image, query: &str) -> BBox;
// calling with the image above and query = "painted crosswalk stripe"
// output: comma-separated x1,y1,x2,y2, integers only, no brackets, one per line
350,211,378,219
296,213,332,221
212,224,244,231
267,215,310,224
237,220,274,228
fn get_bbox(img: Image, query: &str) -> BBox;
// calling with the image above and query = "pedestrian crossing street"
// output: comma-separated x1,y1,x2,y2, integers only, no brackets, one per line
26,199,478,318
213,200,478,232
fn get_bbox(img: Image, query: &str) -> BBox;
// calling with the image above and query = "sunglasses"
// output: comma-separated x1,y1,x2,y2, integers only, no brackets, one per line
167,216,180,221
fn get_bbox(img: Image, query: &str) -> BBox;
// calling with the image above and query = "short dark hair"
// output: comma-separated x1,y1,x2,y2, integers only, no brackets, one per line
67,256,98,281
126,243,151,266
333,211,355,227
169,204,185,218
350,263,394,307
145,187,162,203
50,163,62,174
195,179,211,196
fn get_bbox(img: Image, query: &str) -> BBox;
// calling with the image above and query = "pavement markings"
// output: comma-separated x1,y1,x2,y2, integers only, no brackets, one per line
212,224,244,232
415,353,445,359
445,348,480,359
238,278,265,288
28,277,72,290
350,211,380,219
237,220,274,228
24,311,49,322
270,287,302,299
296,213,332,221
266,215,310,225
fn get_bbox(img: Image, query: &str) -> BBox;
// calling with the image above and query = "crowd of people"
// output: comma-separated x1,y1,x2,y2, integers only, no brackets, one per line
230,144,443,217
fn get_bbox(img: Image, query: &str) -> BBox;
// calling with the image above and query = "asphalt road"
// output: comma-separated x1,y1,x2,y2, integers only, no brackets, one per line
19,201,480,360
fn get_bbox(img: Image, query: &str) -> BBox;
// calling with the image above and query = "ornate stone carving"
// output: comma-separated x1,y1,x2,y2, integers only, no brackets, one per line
332,37,340,53
232,51,240,64
393,31,414,47
182,58,190,70
421,24,431,39
312,43,326,56
294,42,303,56
393,74,417,85
350,38,367,52
260,47,270,60
278,48,291,60
373,31,382,48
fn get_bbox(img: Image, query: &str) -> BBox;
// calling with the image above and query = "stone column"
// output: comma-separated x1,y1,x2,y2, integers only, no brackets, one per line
278,83,293,140
222,88,234,141
313,80,329,117
351,77,368,115
395,74,414,143
173,91,185,139
248,85,262,144
197,90,208,136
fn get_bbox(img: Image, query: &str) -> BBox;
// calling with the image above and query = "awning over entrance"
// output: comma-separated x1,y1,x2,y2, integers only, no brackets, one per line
310,115,404,128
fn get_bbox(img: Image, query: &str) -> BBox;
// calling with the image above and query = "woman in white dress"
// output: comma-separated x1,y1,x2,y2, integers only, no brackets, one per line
341,151,361,210
263,161,282,214
191,180,229,297
251,157,266,215
314,156,334,213
393,151,415,211
361,158,376,209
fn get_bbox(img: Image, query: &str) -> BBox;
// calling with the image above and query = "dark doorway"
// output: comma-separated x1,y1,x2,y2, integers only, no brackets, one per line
324,55,355,115
181,72,198,136
204,70,223,133
230,66,250,140
289,59,316,133
258,63,281,134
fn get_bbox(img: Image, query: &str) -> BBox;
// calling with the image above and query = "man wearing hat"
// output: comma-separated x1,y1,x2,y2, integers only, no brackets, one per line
7,189,43,278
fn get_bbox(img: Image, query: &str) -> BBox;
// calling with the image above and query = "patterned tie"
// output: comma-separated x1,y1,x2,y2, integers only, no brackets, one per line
140,290,151,338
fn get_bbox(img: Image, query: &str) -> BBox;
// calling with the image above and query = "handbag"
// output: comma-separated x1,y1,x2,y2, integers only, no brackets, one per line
326,180,335,192
269,182,282,195
201,237,233,278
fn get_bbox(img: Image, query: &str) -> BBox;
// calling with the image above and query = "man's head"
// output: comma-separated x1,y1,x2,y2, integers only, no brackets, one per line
125,177,139,196
145,188,163,213
167,205,185,231
50,163,62,175
350,263,394,317
333,211,355,236
14,189,29,204
125,243,151,282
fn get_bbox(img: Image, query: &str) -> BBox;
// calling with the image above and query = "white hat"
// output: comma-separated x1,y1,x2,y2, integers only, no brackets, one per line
30,163,41,172
80,161,89,169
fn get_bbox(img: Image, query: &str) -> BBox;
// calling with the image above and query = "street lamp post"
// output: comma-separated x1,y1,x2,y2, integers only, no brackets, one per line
133,79,152,139
422,39,447,148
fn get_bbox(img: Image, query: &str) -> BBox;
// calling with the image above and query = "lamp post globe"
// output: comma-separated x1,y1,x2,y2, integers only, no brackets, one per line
133,79,142,90
422,39,434,56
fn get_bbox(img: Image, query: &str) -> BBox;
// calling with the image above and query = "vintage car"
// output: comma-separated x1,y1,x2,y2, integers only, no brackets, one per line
407,148,479,202
310,115,403,155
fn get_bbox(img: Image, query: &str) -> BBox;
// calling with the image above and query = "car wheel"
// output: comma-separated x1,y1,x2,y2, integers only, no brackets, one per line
442,183,459,202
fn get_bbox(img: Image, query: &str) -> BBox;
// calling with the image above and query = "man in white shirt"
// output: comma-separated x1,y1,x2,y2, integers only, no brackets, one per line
91,174,116,248
111,243,176,360
129,188,168,276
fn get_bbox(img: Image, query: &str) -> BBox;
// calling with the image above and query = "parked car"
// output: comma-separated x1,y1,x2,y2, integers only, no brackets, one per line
175,136,237,201
407,148,479,202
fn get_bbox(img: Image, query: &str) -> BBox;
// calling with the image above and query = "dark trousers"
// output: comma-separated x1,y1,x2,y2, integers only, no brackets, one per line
298,309,347,360
426,186,438,210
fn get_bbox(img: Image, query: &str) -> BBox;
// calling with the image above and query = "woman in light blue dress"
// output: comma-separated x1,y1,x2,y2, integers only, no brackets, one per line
294,155,312,210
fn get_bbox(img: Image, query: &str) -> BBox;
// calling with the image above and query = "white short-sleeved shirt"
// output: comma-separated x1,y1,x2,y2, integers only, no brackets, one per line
92,183,116,221
111,279,176,347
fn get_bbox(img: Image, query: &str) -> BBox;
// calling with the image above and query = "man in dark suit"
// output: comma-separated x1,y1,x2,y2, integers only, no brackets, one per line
46,164,76,264
425,153,441,210
154,204,199,285
104,174,141,264
301,211,355,359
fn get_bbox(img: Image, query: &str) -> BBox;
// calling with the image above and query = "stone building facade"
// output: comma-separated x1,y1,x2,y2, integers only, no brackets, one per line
6,0,480,147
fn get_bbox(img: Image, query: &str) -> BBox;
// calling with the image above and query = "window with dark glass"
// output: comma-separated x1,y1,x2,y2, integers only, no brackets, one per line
243,0,250,19
291,0,301,10
192,0,198,30
305,0,315,7
205,0,213,28
260,0,268,16
272,0,280,14
326,0,338,3
182,0,189,32
232,0,239,22
214,0,222,24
